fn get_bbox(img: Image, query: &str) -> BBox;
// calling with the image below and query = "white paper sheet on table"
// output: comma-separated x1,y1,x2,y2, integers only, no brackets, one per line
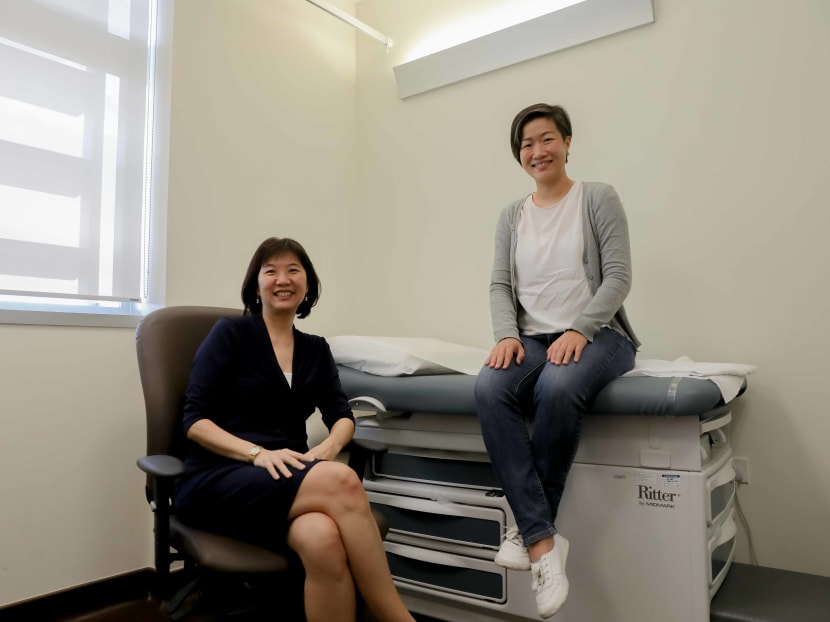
624,356,756,402
328,335,490,376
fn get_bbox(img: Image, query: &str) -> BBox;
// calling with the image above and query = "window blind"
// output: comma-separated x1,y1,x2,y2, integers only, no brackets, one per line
0,0,157,304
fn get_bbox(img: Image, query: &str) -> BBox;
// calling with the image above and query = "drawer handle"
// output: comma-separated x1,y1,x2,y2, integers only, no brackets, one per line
707,464,736,493
700,411,732,434
386,541,490,571
709,513,737,551
349,395,386,412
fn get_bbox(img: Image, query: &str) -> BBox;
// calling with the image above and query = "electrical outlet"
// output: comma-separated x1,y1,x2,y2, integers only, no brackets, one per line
733,456,750,484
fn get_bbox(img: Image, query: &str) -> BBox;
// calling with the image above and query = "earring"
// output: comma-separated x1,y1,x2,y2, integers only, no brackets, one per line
256,295,260,305
304,296,308,302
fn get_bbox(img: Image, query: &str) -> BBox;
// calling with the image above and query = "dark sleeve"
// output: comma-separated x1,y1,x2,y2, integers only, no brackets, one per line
317,339,355,431
181,318,236,436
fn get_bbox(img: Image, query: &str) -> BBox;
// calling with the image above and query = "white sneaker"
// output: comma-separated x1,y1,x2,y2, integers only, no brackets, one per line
494,526,531,570
530,534,569,618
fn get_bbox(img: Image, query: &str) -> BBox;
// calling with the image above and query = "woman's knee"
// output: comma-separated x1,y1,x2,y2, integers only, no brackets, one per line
288,512,348,570
306,461,367,506
474,370,492,402
474,367,509,408
329,461,365,493
534,382,582,416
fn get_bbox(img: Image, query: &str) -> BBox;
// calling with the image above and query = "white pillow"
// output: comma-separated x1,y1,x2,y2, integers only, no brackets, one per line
328,335,489,377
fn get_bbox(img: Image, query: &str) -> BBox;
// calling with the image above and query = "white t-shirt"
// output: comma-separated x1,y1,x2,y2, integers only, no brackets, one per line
283,371,293,387
515,182,593,335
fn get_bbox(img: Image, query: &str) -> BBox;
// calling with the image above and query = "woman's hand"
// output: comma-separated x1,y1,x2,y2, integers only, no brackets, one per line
547,330,587,365
302,440,341,462
485,337,525,369
301,418,353,462
253,447,313,480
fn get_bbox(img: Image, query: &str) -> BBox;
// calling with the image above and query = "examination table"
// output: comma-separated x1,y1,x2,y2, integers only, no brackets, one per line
339,365,743,622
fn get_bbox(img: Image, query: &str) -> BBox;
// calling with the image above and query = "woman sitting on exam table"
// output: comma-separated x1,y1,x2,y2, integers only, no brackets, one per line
175,237,415,622
474,104,641,618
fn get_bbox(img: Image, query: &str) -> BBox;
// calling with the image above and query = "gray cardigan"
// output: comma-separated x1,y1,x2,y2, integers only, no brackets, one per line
489,181,640,348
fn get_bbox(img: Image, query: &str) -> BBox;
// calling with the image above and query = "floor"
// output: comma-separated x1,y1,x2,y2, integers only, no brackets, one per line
17,561,824,622
0,567,446,622
46,593,445,622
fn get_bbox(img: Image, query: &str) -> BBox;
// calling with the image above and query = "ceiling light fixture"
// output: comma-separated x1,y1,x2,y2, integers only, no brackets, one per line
393,0,653,99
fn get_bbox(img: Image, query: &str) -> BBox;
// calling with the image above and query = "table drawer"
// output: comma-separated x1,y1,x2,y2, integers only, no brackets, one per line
384,541,506,603
368,490,505,549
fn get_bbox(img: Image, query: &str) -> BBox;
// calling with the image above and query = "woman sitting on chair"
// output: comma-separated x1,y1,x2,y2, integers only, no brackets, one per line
175,237,415,622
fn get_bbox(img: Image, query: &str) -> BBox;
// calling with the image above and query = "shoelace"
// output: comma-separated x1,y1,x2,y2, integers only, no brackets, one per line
532,559,554,592
504,526,524,546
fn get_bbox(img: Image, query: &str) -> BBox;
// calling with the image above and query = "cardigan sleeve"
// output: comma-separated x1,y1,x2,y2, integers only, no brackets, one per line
489,202,521,342
570,184,633,340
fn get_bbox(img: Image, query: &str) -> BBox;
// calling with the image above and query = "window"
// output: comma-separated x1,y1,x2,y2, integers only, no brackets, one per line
0,0,172,327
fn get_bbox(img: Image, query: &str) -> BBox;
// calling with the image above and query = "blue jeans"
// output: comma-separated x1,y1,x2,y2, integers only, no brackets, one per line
475,327,635,546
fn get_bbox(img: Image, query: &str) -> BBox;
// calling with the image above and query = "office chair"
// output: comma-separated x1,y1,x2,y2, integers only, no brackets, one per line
135,305,387,619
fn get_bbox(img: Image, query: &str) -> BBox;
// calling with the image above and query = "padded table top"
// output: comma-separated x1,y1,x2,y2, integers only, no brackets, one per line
337,365,744,418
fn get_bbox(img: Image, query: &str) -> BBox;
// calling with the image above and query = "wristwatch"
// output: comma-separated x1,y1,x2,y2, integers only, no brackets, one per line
247,445,263,464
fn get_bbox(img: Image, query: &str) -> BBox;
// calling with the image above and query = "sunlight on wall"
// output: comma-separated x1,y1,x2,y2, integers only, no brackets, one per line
402,0,586,63
393,0,653,99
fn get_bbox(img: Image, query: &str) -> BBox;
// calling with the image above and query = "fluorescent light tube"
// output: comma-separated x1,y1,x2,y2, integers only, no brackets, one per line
394,0,653,99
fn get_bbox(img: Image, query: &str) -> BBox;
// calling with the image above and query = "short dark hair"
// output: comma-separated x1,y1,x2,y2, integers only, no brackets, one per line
241,237,321,318
509,103,573,164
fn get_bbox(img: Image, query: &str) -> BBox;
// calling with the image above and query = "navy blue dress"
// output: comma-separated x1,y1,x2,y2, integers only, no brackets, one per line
174,314,355,551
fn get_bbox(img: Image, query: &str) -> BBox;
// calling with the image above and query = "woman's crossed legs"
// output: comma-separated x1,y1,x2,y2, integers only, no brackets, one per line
287,460,415,622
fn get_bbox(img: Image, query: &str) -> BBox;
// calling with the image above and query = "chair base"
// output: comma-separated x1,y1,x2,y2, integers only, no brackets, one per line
163,569,306,621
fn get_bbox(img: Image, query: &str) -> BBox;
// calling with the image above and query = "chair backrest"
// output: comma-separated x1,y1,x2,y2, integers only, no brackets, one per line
136,305,241,458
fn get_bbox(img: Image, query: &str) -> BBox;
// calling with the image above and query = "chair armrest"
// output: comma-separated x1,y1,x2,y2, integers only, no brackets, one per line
137,454,185,478
137,454,185,580
137,455,182,509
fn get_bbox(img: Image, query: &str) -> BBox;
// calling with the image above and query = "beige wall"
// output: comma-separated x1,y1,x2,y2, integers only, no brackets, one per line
352,0,830,576
165,0,359,337
2,0,829,609
0,325,148,606
0,0,358,607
